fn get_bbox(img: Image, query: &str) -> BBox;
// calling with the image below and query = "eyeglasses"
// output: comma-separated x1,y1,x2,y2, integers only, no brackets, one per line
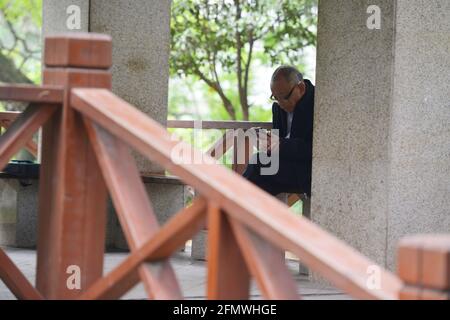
270,81,302,103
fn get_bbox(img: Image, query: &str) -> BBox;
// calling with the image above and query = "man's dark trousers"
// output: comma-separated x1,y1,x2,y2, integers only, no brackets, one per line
242,152,309,196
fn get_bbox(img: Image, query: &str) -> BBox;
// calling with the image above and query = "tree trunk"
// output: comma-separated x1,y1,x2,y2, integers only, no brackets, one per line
0,51,32,84
0,51,32,111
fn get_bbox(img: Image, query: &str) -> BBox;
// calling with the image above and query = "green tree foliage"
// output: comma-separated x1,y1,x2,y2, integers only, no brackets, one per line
0,0,41,160
0,0,42,85
170,0,317,120
0,0,41,112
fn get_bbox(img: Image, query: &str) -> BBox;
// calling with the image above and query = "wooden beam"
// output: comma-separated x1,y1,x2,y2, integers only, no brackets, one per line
207,203,250,299
229,218,299,299
167,120,272,130
0,84,64,104
36,34,112,299
206,129,235,160
83,118,183,299
79,197,207,300
288,193,301,207
0,249,43,300
0,119,38,158
0,104,56,170
398,234,450,300
44,33,112,69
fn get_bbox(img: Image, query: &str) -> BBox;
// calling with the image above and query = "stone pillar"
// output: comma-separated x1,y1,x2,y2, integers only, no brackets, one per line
0,180,18,246
42,0,170,173
312,0,450,274
42,0,90,34
385,0,450,269
89,0,171,174
39,1,182,251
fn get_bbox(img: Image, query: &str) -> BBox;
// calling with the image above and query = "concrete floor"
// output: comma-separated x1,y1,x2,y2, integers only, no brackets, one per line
0,246,351,300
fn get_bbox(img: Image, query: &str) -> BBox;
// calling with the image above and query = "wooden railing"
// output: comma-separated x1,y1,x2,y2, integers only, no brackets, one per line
0,110,39,158
167,120,306,207
0,33,448,300
167,120,271,174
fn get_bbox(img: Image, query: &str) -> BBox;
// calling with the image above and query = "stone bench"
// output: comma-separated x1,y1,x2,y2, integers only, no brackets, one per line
0,168,310,274
0,171,186,250
109,173,186,250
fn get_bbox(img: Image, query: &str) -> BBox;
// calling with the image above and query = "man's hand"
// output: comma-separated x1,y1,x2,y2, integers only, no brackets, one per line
268,133,280,154
257,129,279,154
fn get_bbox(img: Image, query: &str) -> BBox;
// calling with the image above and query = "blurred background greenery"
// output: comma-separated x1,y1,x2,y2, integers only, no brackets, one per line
0,0,42,112
169,0,317,122
0,0,317,123
0,0,42,161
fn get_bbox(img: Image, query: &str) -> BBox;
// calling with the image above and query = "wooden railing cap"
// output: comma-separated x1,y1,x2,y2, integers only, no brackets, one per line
399,234,450,250
398,234,450,292
45,33,112,41
44,32,112,69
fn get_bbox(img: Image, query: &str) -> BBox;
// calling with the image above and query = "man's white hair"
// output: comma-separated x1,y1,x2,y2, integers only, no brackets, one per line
271,65,303,86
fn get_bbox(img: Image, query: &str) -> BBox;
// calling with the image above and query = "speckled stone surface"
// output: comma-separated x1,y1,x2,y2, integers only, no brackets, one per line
191,229,208,261
0,180,18,246
42,0,90,35
0,179,40,248
313,0,450,274
90,0,171,174
386,0,450,269
15,182,39,248
43,0,171,174
312,0,395,270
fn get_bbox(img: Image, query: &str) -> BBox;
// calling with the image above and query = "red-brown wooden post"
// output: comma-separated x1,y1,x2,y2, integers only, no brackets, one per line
207,203,250,299
36,33,112,299
397,234,450,300
232,129,254,175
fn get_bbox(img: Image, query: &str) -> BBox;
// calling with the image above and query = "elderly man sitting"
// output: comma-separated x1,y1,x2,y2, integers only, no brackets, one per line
242,65,314,198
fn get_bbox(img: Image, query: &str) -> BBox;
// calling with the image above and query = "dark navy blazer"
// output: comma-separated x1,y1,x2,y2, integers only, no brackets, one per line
271,79,315,194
